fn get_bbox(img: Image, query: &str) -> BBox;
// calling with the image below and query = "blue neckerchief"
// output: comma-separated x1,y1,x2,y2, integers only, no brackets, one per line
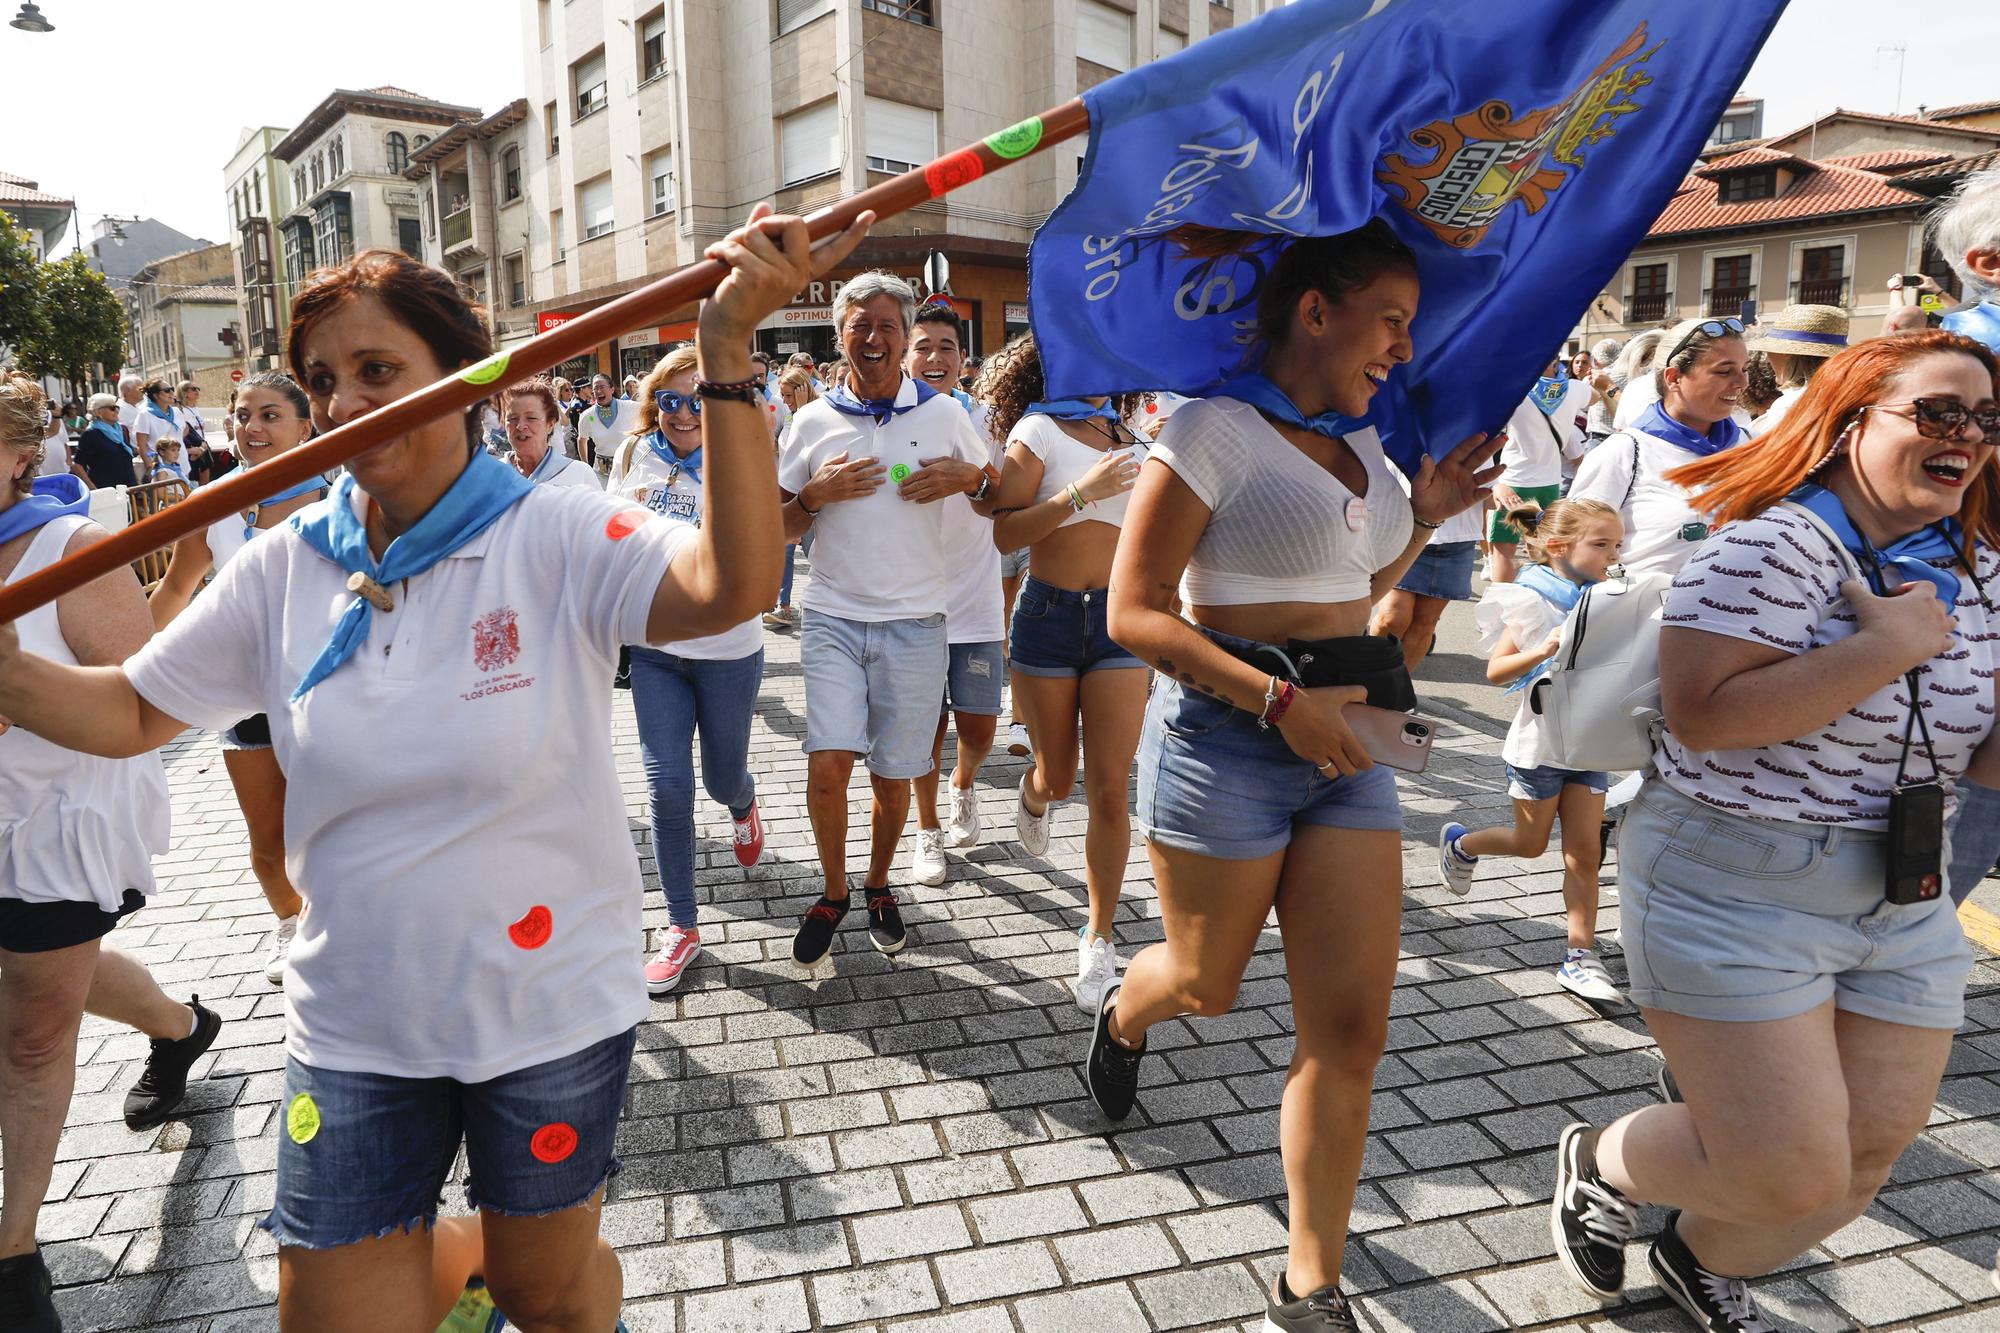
1504,564,1590,694
245,474,328,539
1532,369,1569,417
85,419,133,458
0,474,90,547
144,398,176,426
594,402,618,428
824,378,938,425
1208,373,1361,439
525,444,568,485
1637,401,1742,458
287,452,533,700
951,388,977,414
643,429,700,484
1024,397,1119,422
1943,298,2000,355
1789,483,1962,608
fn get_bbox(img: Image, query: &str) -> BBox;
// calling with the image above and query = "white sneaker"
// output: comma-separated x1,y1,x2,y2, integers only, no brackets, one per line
263,915,298,987
1437,822,1477,896
1556,950,1623,1004
1076,930,1118,1013
912,827,948,885
1006,722,1031,757
1016,775,1051,857
946,787,981,847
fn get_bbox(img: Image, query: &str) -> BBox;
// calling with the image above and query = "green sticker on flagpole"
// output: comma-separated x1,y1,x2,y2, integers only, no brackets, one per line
287,1093,321,1144
984,118,1044,160
460,352,511,386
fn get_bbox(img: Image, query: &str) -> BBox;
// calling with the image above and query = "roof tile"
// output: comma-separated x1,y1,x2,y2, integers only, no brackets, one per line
1649,158,1928,239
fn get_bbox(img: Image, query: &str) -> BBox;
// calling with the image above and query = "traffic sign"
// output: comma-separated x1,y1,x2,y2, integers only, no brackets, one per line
229,369,245,383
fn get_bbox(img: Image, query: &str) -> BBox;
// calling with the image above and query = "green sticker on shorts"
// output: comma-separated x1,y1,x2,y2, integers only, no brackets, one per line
890,463,912,484
460,352,510,386
287,1093,321,1144
984,117,1044,160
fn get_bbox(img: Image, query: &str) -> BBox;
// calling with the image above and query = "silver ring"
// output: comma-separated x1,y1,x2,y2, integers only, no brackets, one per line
1317,760,1339,774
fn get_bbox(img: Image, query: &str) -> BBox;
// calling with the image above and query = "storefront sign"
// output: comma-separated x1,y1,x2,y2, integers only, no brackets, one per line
537,311,578,334
1005,302,1030,324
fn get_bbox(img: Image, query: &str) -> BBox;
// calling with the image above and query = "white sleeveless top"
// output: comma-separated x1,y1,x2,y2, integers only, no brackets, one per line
1014,414,1148,530
0,515,170,908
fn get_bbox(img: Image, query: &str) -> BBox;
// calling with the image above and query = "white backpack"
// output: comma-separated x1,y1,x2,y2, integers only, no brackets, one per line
1527,499,1859,772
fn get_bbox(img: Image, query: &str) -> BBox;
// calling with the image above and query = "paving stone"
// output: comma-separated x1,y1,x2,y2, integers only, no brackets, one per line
1134,1262,1266,1330
1358,1277,1509,1333
936,1238,1061,1304
850,1201,974,1263
810,1258,941,1325
620,1239,728,1297
1362,1219,1495,1284
969,1187,1091,1243
681,1276,813,1333
1165,1203,1289,1263
729,1221,850,1282
1806,1254,1960,1324
1014,1281,1152,1333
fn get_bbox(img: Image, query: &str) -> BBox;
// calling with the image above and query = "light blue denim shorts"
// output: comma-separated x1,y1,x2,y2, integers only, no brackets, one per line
1000,547,1031,580
263,1027,637,1250
946,640,1004,717
1137,672,1402,861
1506,762,1609,801
1619,779,1972,1030
801,609,948,778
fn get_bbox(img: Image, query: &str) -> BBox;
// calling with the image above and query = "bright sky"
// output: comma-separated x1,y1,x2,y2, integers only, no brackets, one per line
0,0,1993,249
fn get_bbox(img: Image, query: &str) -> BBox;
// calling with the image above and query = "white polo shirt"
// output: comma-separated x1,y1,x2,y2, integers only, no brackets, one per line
577,399,638,465
125,483,688,1082
777,379,988,623
130,405,178,460
1498,385,1587,489
607,434,763,660
941,398,1003,645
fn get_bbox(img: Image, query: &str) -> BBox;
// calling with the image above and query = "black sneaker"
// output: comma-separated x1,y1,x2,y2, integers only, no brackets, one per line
0,1247,61,1332
1265,1272,1359,1331
1550,1122,1637,1300
1084,984,1144,1121
1649,1212,1780,1331
863,887,906,954
792,895,847,967
1657,1061,1682,1104
124,996,221,1131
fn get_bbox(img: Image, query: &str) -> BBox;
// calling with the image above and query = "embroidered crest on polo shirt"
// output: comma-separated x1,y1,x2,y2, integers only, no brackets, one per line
472,607,522,673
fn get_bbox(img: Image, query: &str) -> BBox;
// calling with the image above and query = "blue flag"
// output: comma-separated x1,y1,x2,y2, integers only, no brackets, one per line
1028,0,1788,471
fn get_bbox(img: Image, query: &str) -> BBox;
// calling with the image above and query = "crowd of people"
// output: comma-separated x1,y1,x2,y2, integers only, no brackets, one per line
0,158,1995,1333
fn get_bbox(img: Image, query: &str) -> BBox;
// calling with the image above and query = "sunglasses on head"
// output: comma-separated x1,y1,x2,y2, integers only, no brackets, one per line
1664,317,1745,366
654,389,702,417
1861,397,2000,440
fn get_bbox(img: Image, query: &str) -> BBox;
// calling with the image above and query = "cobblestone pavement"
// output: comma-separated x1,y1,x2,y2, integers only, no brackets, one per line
26,618,2000,1332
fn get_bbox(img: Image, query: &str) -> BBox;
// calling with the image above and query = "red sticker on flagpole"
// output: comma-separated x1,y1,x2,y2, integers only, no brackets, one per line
508,905,553,950
924,149,985,199
530,1122,578,1163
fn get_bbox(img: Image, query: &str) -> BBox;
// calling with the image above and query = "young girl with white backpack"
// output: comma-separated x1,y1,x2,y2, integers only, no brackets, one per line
1438,498,1625,1004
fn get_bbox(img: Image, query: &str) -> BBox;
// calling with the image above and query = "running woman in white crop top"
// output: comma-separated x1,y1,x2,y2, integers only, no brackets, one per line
149,372,325,989
1086,224,1500,1329
984,332,1150,1013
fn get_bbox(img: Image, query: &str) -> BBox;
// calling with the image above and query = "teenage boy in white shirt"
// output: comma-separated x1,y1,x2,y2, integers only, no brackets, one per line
777,273,994,965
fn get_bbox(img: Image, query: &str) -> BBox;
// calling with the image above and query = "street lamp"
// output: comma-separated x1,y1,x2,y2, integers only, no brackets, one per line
9,3,54,33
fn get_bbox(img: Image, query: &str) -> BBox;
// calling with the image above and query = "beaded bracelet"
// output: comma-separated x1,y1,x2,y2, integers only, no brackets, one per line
1257,676,1297,730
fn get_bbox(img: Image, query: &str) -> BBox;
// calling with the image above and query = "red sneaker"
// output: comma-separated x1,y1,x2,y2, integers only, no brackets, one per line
731,801,765,868
645,924,701,996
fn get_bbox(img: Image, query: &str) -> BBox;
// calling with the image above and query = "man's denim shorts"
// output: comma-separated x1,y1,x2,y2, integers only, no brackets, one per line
1136,665,1402,862
1619,779,1972,1029
946,640,1004,716
1505,762,1609,802
801,609,948,778
1395,541,1478,602
1008,577,1145,678
262,1026,637,1250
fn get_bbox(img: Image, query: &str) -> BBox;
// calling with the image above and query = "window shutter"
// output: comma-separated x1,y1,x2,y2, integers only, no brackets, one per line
778,0,834,35
1077,1,1133,70
580,176,614,239
864,98,937,172
780,101,841,185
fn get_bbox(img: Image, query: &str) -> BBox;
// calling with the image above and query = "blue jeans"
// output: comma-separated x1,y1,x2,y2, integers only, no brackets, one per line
779,544,797,607
629,647,762,927
1949,779,2000,906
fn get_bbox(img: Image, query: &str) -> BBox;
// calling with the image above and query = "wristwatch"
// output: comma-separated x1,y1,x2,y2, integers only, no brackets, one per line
970,463,1001,502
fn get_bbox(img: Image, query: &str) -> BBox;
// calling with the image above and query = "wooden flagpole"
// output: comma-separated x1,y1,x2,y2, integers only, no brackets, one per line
0,99,1090,624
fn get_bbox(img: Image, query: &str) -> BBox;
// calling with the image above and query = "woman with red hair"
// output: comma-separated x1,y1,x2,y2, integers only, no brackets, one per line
1549,331,1998,1331
503,379,601,490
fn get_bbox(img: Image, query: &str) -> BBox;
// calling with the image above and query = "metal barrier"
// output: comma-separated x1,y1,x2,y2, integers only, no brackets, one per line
124,479,191,590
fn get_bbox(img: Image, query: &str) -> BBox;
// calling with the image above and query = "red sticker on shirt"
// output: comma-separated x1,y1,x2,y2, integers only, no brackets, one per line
530,1122,578,1164
923,149,985,198
508,905,553,950
606,509,650,541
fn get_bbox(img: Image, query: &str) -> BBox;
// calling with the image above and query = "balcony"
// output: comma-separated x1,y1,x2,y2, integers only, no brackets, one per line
1706,286,1752,317
442,207,473,252
1793,277,1848,307
1627,293,1670,324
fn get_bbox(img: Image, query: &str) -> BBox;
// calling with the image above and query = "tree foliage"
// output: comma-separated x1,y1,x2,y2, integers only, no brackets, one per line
0,208,44,352
13,253,126,397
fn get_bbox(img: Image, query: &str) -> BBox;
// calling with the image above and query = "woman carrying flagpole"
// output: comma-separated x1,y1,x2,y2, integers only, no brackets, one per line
151,372,329,987
1090,223,1499,1331
0,203,870,1330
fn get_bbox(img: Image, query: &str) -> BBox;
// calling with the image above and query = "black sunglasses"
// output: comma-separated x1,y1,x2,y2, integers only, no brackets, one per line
1861,397,2000,440
1664,317,1745,366
654,389,702,418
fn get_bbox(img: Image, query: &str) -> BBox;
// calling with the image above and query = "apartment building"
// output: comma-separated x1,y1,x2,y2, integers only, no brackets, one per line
400,101,542,352
224,126,297,372
272,88,479,298
0,170,73,260
518,0,1281,379
127,243,241,404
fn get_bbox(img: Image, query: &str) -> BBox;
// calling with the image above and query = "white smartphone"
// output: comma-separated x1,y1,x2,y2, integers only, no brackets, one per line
1342,704,1436,774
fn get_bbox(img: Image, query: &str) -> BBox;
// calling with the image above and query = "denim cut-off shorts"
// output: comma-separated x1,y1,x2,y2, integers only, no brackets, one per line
1396,541,1478,602
1136,638,1403,861
801,609,948,778
1505,763,1609,802
220,712,273,752
1618,780,1972,1030
1009,576,1145,678
945,640,1005,716
262,1026,637,1250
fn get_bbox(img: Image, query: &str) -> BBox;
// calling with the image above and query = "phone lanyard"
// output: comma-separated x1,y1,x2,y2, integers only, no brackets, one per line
1855,539,1943,786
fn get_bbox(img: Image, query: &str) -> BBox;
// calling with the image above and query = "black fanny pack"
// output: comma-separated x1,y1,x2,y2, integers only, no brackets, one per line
1211,633,1417,713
